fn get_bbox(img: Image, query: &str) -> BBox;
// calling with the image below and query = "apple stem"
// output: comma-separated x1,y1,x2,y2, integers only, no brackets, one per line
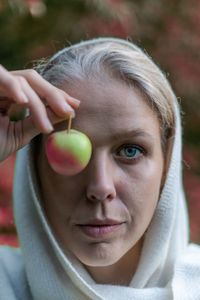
67,116,72,133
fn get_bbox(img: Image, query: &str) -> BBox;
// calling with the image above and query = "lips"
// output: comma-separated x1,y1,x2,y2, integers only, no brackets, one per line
76,219,125,239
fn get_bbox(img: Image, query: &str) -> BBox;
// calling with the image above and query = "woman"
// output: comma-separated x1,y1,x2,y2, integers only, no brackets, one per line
0,37,199,300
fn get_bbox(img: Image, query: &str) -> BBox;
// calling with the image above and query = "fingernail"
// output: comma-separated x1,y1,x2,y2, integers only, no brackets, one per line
69,110,75,118
63,103,75,115
73,98,81,105
45,120,53,132
19,92,29,103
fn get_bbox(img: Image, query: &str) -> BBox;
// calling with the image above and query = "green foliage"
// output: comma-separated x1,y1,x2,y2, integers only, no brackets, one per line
0,1,91,68
0,0,199,140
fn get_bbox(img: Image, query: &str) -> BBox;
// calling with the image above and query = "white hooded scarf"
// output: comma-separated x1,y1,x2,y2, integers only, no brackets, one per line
0,38,200,300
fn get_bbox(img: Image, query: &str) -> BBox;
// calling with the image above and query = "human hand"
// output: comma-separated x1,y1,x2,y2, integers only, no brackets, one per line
0,65,80,162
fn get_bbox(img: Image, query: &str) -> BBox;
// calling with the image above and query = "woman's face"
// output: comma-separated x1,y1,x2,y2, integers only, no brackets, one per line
37,76,164,272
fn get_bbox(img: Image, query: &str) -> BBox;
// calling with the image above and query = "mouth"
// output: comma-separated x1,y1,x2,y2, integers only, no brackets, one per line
76,219,125,239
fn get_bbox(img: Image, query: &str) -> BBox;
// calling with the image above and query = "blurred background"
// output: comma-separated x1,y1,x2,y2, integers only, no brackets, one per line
0,0,200,247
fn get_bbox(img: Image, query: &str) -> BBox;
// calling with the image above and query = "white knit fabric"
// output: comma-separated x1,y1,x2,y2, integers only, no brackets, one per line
0,38,200,300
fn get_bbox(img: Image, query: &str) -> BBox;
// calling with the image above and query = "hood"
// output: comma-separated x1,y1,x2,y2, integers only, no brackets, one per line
13,39,191,300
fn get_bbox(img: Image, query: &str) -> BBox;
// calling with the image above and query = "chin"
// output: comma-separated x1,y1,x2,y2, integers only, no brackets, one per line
74,243,123,267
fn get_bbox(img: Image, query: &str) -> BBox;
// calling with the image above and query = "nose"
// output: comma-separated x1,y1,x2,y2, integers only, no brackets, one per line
86,151,116,202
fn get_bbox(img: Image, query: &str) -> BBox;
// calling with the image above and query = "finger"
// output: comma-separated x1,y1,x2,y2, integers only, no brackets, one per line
18,76,54,133
57,89,81,109
19,107,68,146
21,78,74,133
0,65,28,104
11,69,80,112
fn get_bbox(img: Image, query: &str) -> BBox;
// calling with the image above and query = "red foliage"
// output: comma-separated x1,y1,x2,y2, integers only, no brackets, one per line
0,234,19,247
183,147,200,243
0,154,18,246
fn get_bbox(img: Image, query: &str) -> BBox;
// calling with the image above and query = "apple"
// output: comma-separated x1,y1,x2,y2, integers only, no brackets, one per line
45,129,92,176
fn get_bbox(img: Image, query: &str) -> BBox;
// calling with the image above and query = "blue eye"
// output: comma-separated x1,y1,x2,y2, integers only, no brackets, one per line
117,145,143,160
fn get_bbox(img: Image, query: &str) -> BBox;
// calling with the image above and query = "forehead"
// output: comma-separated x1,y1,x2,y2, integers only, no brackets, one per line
57,77,160,141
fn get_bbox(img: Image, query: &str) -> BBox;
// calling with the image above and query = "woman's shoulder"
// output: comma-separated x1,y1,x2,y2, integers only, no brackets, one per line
0,245,21,257
0,245,23,273
180,243,200,266
172,243,200,299
174,243,200,277
0,246,31,299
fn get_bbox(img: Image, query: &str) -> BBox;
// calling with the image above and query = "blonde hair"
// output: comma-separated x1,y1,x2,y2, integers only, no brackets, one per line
38,37,177,147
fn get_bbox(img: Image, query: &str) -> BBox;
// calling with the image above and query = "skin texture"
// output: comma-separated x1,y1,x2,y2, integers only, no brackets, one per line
0,66,80,163
36,76,164,286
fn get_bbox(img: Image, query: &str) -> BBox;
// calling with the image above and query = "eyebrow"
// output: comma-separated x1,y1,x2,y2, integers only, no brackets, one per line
111,129,155,141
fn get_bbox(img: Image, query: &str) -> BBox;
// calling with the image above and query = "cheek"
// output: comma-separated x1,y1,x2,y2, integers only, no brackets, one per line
118,160,163,222
49,180,81,214
40,167,83,223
